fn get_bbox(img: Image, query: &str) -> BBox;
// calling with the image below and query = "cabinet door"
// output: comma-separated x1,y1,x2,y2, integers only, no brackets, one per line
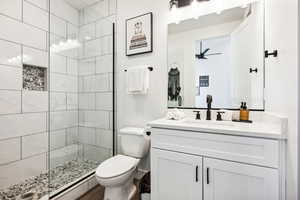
203,158,279,200
151,148,203,200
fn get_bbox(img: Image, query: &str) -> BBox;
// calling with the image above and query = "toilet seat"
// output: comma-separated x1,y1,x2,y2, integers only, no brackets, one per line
96,155,139,179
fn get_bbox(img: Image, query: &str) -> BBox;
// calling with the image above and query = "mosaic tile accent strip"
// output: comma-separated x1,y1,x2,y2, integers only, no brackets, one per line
0,160,99,200
23,65,47,91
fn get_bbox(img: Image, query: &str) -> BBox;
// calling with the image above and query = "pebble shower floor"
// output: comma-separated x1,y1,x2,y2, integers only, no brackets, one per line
0,160,99,200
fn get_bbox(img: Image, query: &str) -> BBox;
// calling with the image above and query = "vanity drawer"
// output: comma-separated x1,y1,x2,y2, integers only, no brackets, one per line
151,128,279,168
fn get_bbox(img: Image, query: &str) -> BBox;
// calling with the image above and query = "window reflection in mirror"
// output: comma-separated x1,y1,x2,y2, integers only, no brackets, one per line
167,0,265,110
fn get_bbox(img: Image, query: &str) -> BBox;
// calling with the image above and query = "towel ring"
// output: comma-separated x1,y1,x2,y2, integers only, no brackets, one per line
124,67,153,72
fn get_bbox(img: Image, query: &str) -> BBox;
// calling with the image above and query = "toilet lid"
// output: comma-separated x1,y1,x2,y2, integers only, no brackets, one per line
96,155,139,179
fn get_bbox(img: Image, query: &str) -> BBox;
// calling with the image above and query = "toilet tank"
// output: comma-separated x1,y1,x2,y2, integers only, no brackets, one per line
119,127,150,158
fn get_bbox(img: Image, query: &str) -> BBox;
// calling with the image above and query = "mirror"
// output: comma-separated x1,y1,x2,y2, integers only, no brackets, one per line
167,1,265,110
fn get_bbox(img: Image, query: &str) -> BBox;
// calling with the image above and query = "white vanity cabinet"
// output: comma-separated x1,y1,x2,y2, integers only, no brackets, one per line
151,149,203,200
150,125,286,200
203,158,279,200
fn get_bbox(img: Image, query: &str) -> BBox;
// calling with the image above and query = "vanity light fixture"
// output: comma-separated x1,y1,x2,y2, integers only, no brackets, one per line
169,0,181,24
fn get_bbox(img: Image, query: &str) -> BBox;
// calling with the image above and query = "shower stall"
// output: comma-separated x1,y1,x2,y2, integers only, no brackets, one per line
0,0,116,199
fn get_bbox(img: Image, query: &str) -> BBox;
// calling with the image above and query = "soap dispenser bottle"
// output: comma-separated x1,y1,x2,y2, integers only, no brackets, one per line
240,102,249,121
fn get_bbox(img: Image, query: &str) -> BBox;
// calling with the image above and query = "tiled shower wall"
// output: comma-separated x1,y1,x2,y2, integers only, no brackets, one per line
77,0,116,163
0,0,81,189
0,0,116,190
49,0,80,169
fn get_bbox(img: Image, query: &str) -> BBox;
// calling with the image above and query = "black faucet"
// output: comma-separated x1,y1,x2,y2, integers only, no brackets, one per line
193,111,201,120
206,95,212,120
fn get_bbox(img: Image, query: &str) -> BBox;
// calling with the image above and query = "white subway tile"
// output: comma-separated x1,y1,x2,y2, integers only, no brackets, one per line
50,53,67,73
23,1,49,31
80,110,109,129
79,23,96,42
50,14,67,37
95,74,110,92
22,91,48,113
78,127,95,145
83,144,111,162
95,54,112,74
67,23,78,40
50,92,66,111
95,92,112,110
79,58,95,76
82,76,96,92
0,39,22,67
109,0,117,15
66,127,78,145
0,113,47,140
67,58,78,75
49,144,79,169
96,19,113,37
25,0,49,11
50,129,66,150
0,65,22,90
0,0,22,20
79,93,95,110
84,38,101,58
50,73,77,92
101,35,112,55
0,90,21,114
0,138,20,165
22,132,48,158
0,153,47,188
50,0,79,25
50,110,78,130
78,77,85,92
0,15,47,50
82,1,109,24
95,129,112,149
67,93,78,110
23,46,48,68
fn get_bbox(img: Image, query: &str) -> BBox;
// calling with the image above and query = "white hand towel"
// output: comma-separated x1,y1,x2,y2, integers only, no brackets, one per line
127,66,150,94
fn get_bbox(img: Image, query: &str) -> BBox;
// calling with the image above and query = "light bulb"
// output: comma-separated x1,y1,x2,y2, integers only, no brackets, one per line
241,4,248,8
170,1,181,24
191,0,200,19
191,0,198,7
216,0,223,15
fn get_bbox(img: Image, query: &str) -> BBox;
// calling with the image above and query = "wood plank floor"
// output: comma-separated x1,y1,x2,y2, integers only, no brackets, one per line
78,185,139,200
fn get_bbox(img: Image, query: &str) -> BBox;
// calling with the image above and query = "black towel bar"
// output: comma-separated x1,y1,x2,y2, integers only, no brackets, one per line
124,67,153,72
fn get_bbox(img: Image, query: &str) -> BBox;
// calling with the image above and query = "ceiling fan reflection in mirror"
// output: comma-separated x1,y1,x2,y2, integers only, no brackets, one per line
195,40,223,60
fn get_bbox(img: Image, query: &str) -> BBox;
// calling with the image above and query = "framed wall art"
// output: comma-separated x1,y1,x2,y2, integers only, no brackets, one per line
126,12,153,56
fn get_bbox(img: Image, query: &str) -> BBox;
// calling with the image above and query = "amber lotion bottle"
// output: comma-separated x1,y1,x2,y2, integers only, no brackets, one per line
240,102,250,121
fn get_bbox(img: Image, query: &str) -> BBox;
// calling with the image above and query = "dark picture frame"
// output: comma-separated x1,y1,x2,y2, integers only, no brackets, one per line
126,12,153,56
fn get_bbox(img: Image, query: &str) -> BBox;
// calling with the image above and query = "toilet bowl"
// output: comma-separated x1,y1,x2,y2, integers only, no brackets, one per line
95,127,150,200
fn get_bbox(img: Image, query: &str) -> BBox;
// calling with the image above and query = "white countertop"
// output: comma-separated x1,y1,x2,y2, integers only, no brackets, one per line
148,117,287,140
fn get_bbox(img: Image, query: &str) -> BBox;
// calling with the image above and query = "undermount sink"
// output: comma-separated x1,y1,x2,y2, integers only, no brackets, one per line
182,118,235,127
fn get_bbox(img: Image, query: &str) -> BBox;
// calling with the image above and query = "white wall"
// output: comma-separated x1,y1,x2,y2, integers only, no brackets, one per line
264,0,299,199
116,0,169,168
116,1,168,126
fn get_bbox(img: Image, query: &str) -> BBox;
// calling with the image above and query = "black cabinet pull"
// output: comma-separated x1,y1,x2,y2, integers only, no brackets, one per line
249,68,258,73
206,167,210,184
196,166,199,182
265,50,278,58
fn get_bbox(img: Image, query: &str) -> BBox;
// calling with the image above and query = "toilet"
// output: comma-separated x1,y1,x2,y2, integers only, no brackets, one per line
96,127,150,200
